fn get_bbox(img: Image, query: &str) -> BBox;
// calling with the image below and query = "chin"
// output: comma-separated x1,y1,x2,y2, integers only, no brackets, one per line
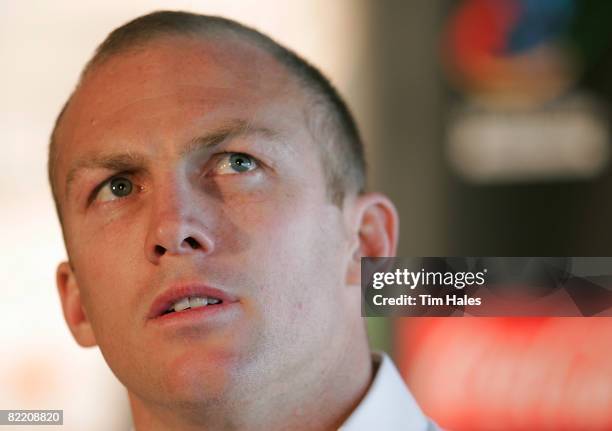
160,346,245,403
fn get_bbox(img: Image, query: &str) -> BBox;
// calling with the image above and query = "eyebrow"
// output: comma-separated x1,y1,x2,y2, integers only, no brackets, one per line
64,119,278,199
180,119,277,157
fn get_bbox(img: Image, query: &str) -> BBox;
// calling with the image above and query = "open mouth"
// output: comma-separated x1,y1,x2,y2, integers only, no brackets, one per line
161,296,225,316
148,284,238,321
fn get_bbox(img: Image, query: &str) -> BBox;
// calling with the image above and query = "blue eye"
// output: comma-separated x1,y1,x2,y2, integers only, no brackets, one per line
230,153,253,172
96,176,133,202
215,153,258,175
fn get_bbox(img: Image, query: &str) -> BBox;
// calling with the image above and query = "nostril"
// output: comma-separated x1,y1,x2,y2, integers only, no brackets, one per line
185,237,200,249
151,237,203,259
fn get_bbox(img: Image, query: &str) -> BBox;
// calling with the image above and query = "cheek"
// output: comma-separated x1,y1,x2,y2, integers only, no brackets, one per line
68,221,146,326
245,215,349,364
236,197,349,313
72,228,144,285
70,203,146,259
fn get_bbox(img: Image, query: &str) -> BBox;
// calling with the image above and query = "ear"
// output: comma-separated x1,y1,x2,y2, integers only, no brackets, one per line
56,261,97,347
345,192,399,286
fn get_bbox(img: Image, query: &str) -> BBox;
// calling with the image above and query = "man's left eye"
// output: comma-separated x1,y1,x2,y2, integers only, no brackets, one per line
214,153,258,175
94,176,134,203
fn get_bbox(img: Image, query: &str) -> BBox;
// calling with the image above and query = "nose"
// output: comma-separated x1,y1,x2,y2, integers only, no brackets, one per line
144,177,215,264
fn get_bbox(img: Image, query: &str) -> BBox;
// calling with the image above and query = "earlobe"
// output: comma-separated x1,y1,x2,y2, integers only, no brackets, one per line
56,261,97,347
346,193,399,285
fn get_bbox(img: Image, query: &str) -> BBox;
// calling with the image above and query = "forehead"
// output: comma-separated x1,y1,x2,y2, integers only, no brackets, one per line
76,34,297,113
53,35,310,198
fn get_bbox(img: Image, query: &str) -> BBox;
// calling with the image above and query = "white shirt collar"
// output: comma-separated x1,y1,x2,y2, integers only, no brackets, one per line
339,352,439,431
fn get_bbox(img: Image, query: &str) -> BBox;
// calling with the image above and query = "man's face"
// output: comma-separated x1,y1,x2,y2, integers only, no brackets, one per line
54,36,358,407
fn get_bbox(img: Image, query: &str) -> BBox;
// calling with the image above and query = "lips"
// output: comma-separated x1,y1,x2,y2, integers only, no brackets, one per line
147,284,238,320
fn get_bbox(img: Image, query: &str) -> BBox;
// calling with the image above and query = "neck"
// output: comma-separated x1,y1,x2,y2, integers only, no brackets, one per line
129,334,373,431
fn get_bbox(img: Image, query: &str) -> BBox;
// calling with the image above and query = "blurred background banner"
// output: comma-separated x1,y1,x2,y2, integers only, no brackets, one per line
443,0,610,183
396,318,612,431
2,1,612,430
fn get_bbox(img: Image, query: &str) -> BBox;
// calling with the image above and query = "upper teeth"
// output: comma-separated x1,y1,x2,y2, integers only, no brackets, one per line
169,296,221,312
